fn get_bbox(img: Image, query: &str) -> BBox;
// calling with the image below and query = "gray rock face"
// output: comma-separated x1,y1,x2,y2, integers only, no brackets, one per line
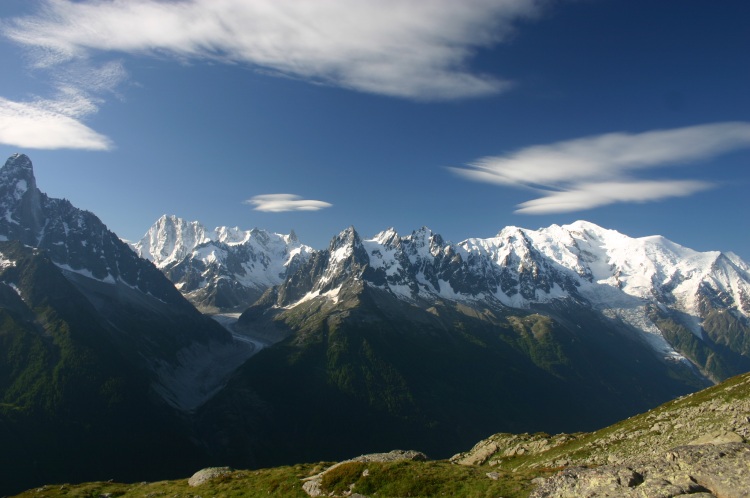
530,443,750,498
188,466,233,487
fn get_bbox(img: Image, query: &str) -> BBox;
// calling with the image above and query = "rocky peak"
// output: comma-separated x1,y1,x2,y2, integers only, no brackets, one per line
373,227,401,248
403,226,447,259
0,153,36,188
329,225,361,250
0,154,44,244
318,226,369,285
216,226,251,245
135,214,209,266
325,226,370,269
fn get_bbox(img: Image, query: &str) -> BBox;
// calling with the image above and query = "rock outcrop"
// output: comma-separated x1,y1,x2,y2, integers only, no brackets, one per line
530,443,750,498
450,432,582,466
301,450,427,497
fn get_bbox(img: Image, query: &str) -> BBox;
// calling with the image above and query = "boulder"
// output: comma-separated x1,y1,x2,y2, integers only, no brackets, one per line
188,466,233,487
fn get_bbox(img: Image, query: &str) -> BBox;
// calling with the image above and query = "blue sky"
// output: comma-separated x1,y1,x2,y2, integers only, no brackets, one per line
0,0,749,259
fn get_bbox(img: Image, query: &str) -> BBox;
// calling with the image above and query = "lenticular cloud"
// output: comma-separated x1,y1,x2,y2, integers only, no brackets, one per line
245,194,332,213
453,122,750,213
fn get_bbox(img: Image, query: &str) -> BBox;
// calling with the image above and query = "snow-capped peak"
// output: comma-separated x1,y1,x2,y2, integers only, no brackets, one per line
277,221,750,371
135,215,209,266
214,225,250,245
464,221,750,334
373,227,400,247
303,221,750,324
134,214,314,311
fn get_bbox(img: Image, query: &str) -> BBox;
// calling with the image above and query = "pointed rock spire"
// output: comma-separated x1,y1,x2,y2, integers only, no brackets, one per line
1,153,37,192
0,154,44,244
3,153,33,170
328,226,363,255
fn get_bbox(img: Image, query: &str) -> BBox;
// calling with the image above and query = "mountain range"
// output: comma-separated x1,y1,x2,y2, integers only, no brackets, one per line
2,153,750,494
139,209,750,384
189,220,750,467
134,215,312,312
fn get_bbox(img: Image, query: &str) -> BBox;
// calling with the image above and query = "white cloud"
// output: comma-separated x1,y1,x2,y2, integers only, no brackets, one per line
453,122,750,213
245,194,332,213
0,96,112,150
515,180,713,214
2,0,545,100
0,39,124,150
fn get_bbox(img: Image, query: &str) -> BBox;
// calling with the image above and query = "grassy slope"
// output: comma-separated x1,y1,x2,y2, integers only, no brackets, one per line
11,462,547,498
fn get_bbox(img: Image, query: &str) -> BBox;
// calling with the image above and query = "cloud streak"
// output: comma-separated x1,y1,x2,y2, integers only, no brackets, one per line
245,194,333,213
2,0,545,101
453,122,750,213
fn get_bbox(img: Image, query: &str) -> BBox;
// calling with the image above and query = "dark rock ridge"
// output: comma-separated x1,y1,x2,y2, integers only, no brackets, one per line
1,154,192,307
0,154,231,379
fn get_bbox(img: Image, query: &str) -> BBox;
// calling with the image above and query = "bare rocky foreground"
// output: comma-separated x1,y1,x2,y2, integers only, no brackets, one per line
530,443,750,498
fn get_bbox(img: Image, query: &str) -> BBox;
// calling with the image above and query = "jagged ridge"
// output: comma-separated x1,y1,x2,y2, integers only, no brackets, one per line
247,222,750,381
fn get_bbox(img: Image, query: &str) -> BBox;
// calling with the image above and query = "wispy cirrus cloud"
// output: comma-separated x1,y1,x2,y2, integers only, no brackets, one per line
2,0,546,101
452,122,750,214
245,194,333,213
0,56,125,150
